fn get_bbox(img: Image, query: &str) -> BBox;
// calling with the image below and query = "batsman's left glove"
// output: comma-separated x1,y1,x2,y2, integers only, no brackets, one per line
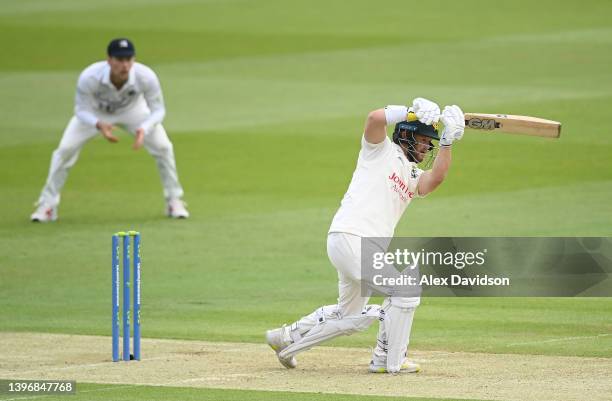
411,97,440,125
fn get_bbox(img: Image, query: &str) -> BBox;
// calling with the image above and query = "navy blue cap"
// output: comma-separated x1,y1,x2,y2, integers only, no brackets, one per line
107,38,135,58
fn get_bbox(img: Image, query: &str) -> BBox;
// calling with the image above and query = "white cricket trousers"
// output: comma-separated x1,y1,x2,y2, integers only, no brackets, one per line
290,233,420,335
37,102,184,207
283,232,420,361
327,232,420,315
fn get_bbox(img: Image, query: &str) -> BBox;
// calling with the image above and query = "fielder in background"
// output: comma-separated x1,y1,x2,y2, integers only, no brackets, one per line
266,98,465,373
31,38,189,222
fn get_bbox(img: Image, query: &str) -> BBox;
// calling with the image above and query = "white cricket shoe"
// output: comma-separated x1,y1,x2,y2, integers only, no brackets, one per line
166,198,189,219
266,326,297,369
30,203,57,222
369,357,421,373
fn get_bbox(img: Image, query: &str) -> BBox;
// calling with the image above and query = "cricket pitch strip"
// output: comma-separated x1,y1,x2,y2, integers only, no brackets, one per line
1,332,611,401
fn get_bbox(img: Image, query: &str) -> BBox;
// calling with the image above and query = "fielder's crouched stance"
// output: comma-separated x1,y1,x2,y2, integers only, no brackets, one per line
266,98,465,373
31,38,188,222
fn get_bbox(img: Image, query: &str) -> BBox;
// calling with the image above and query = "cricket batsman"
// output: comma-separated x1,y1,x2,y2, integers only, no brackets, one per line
31,38,189,222
266,98,465,373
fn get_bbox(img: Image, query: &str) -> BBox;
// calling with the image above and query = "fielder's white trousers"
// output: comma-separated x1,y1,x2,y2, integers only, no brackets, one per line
37,102,184,207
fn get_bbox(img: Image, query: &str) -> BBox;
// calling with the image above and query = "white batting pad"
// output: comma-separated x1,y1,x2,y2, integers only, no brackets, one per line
279,304,380,359
376,297,417,373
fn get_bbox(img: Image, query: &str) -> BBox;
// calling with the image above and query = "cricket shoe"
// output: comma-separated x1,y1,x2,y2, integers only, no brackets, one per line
30,202,57,223
266,326,297,369
167,198,189,219
369,357,421,374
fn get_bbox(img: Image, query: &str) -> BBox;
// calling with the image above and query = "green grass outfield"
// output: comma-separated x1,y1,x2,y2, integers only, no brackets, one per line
1,0,611,400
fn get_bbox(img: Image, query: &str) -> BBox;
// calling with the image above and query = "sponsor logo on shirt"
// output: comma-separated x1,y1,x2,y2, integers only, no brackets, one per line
94,89,136,113
389,172,414,202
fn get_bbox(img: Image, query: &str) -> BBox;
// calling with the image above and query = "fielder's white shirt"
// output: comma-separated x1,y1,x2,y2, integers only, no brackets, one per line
74,61,165,133
329,135,423,238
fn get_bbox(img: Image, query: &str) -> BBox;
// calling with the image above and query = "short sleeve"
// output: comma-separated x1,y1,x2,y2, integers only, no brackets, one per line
360,135,393,162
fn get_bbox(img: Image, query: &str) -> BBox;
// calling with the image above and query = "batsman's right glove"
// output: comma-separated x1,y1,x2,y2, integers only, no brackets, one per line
439,105,465,146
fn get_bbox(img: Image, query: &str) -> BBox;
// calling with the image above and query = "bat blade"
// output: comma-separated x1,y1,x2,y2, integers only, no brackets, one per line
464,113,561,138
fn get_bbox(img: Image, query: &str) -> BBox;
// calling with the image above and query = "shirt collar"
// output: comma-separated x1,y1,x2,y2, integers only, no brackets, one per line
101,62,136,89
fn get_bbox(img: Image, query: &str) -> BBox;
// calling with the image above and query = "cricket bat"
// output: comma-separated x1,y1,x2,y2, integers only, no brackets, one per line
463,113,561,138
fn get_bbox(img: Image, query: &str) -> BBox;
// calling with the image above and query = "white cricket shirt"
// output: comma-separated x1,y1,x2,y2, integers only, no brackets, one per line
74,61,165,133
328,135,423,238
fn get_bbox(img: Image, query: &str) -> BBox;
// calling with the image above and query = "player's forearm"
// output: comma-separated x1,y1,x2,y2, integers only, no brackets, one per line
416,146,451,196
75,108,98,127
74,86,98,127
365,109,387,130
363,109,387,144
365,106,408,144
139,106,165,133
429,146,451,184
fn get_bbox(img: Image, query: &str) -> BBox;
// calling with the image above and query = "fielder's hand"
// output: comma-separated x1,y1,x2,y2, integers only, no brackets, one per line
96,121,119,143
439,105,465,146
133,128,145,150
411,97,440,125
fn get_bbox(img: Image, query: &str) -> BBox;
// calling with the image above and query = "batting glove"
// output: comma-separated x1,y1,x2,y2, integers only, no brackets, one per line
439,105,465,146
411,97,440,125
